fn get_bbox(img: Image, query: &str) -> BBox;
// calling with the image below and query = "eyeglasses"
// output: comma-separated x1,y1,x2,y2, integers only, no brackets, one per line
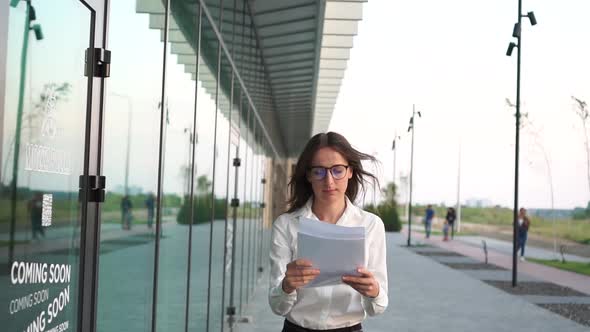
308,164,349,181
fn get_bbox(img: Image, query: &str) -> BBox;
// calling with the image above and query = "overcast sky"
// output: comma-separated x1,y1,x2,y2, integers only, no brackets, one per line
329,0,590,210
3,1,589,210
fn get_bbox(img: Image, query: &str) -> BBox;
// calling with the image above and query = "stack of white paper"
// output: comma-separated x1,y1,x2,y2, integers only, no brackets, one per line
297,217,365,287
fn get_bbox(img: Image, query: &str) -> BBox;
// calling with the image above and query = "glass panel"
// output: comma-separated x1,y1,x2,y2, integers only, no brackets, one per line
257,146,268,278
0,1,91,331
212,52,232,331
187,3,216,331
236,105,250,316
154,0,199,330
96,0,164,330
204,9,234,329
245,124,257,301
253,134,263,292
226,74,243,328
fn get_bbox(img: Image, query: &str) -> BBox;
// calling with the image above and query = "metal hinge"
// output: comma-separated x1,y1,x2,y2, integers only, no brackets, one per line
260,202,266,209
226,306,236,315
85,48,111,78
261,178,266,184
231,198,240,207
233,158,241,167
79,175,106,203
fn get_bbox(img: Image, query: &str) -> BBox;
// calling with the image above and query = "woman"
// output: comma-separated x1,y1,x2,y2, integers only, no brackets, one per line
444,207,456,241
269,132,388,332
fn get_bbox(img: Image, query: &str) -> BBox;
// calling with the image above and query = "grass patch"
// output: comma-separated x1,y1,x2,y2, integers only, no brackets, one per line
403,224,478,237
407,205,590,245
528,258,590,277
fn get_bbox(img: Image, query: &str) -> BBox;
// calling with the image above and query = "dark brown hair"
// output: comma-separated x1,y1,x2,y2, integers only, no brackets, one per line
286,132,379,213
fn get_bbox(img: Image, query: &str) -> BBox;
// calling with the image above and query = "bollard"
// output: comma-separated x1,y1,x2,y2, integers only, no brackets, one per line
482,240,488,265
559,245,567,263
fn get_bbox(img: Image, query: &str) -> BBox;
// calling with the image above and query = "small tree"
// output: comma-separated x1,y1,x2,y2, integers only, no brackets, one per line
196,174,212,195
371,182,401,232
572,96,590,198
177,174,225,224
1,82,71,185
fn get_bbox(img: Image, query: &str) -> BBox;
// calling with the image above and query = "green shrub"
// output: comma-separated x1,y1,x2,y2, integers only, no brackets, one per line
364,182,402,232
176,195,228,224
378,203,402,232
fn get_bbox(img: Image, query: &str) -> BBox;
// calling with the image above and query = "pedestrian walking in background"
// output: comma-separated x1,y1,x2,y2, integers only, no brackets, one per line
121,195,133,230
517,207,531,261
145,192,155,229
28,192,44,240
424,205,434,239
445,207,456,240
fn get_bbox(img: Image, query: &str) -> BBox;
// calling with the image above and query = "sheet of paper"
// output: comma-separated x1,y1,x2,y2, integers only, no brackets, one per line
297,217,365,287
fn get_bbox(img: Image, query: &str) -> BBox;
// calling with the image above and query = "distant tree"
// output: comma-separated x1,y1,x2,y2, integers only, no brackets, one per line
572,96,590,197
177,174,225,224
376,182,401,232
196,174,212,195
382,182,397,203
1,82,70,184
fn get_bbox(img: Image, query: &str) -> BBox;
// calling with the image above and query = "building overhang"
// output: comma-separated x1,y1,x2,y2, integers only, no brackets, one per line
137,0,365,157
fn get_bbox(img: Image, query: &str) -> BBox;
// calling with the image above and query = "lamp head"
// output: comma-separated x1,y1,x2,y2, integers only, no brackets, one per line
527,11,537,26
29,5,37,21
417,111,422,117
31,24,43,41
512,23,520,38
506,42,517,56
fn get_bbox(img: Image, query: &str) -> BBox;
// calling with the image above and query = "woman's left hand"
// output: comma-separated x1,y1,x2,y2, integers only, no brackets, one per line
342,268,380,298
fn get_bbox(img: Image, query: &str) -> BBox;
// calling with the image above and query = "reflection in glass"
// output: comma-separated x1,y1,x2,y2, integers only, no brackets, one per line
96,1,163,330
154,0,200,330
0,2,91,331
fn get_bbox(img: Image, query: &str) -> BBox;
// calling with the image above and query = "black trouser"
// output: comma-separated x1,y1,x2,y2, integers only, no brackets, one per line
282,319,362,332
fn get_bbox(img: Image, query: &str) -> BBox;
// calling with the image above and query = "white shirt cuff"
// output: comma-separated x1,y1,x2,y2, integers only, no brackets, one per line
362,285,388,311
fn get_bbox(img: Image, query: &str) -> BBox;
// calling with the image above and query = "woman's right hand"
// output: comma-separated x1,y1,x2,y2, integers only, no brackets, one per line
281,259,320,294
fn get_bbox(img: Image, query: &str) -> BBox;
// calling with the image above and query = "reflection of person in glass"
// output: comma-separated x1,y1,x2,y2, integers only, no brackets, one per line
28,192,45,240
145,192,155,229
121,196,133,230
269,132,388,331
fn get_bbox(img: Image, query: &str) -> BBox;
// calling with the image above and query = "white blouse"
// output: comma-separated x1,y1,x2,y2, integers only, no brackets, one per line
268,198,389,330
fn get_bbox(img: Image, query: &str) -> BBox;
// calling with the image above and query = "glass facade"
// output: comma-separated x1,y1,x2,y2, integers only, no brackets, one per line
0,1,288,331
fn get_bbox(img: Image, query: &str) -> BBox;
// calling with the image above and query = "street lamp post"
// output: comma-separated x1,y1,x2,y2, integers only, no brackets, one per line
183,128,194,198
8,0,43,265
392,134,401,228
407,104,421,247
392,132,400,186
371,151,378,205
506,2,537,287
455,142,462,235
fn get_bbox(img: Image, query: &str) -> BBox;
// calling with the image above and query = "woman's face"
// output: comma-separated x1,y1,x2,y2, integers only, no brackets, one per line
307,147,353,204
